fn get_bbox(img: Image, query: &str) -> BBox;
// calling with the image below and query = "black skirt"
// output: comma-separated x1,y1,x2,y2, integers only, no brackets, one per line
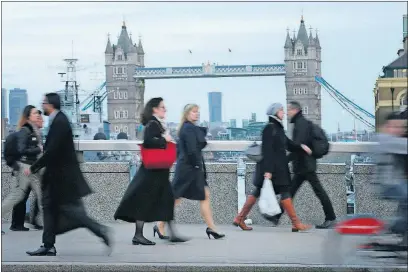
114,164,174,223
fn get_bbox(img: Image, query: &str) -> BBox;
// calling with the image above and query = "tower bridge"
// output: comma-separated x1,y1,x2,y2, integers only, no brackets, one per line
100,17,374,140
133,63,286,79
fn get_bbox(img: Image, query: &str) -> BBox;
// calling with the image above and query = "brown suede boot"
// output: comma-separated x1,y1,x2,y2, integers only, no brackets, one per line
280,198,312,232
233,195,257,231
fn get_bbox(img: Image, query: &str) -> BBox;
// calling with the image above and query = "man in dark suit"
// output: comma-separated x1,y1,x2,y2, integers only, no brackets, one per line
25,93,112,256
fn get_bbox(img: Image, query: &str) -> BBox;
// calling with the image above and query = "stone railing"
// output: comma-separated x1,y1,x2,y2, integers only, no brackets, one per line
2,141,393,226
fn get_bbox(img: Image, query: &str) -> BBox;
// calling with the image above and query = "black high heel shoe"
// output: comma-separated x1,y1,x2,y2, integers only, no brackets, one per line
206,227,225,240
153,225,169,240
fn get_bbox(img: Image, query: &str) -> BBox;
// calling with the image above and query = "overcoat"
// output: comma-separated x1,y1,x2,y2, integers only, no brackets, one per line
30,111,92,234
253,117,302,193
114,116,175,223
172,121,208,201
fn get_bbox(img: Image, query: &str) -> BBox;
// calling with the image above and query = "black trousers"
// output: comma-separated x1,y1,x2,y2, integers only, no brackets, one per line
11,187,40,227
11,192,29,227
290,172,336,221
42,189,106,248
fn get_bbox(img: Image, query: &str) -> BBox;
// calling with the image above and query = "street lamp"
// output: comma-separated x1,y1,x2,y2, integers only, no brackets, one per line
391,87,395,111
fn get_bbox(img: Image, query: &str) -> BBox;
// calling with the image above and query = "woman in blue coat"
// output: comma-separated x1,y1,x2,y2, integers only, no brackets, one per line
156,104,225,240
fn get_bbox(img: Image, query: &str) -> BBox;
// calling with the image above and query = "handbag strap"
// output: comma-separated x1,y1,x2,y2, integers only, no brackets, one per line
146,120,164,134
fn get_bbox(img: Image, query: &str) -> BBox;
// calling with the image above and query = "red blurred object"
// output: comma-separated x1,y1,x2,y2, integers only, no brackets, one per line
139,142,177,169
335,217,385,235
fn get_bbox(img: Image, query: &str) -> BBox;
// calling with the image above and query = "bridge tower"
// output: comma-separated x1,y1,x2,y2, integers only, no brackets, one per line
284,16,322,130
105,21,145,140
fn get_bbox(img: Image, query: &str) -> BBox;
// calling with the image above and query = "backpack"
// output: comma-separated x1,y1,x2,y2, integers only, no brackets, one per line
3,127,30,167
308,121,330,159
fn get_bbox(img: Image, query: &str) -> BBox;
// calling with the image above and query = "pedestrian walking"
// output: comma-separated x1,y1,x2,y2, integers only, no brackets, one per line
157,104,225,240
114,97,187,245
272,101,336,228
25,93,112,256
233,103,312,232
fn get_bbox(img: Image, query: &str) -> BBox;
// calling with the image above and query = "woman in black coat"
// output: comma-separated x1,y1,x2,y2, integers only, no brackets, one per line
2,105,43,229
233,103,312,232
157,104,225,240
114,97,187,245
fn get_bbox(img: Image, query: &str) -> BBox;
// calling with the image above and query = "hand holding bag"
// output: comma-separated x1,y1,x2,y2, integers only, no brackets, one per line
258,178,281,217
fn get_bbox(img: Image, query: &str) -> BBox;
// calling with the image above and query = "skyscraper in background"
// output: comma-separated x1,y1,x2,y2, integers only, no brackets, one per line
208,92,222,123
9,88,28,126
250,113,257,123
230,119,237,128
1,88,7,119
242,119,249,129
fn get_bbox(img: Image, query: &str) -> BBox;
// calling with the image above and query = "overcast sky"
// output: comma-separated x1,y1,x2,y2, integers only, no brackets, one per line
2,1,406,132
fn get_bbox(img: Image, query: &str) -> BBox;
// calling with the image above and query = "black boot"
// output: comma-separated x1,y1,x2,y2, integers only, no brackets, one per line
316,220,336,229
268,212,283,226
10,225,29,231
132,221,155,246
26,245,57,256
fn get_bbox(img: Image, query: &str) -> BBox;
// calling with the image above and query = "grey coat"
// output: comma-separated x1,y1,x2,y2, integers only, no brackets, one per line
372,133,407,200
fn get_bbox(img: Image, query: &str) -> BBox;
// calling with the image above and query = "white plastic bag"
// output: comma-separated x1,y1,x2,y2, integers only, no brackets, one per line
258,179,281,217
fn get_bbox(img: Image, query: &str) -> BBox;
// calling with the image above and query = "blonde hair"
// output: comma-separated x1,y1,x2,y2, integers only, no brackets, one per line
177,103,199,136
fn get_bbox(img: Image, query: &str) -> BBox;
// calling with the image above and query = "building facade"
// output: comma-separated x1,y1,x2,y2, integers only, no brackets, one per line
284,16,322,129
1,88,7,119
229,119,237,128
374,34,407,129
250,113,256,123
105,22,145,140
208,92,222,123
8,88,28,126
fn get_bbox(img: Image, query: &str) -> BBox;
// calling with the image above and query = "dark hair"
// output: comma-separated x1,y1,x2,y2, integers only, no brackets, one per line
288,101,302,111
17,105,36,129
45,93,61,110
141,97,163,125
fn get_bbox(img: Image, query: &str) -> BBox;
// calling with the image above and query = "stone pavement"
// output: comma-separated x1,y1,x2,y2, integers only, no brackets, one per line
1,223,407,272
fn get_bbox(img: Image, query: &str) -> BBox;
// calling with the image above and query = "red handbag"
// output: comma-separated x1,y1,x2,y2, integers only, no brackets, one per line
138,142,177,169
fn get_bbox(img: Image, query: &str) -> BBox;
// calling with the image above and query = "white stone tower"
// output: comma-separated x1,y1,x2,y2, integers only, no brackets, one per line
105,21,145,139
284,16,322,129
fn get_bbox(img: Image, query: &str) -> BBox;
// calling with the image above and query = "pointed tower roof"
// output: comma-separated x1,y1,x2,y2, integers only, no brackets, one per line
105,34,113,54
116,21,132,54
296,15,309,47
128,32,137,53
137,36,144,54
315,29,321,49
284,28,292,48
308,27,315,46
129,33,134,46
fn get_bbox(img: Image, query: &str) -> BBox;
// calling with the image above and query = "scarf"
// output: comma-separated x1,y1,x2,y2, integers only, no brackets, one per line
153,114,169,137
269,115,283,124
